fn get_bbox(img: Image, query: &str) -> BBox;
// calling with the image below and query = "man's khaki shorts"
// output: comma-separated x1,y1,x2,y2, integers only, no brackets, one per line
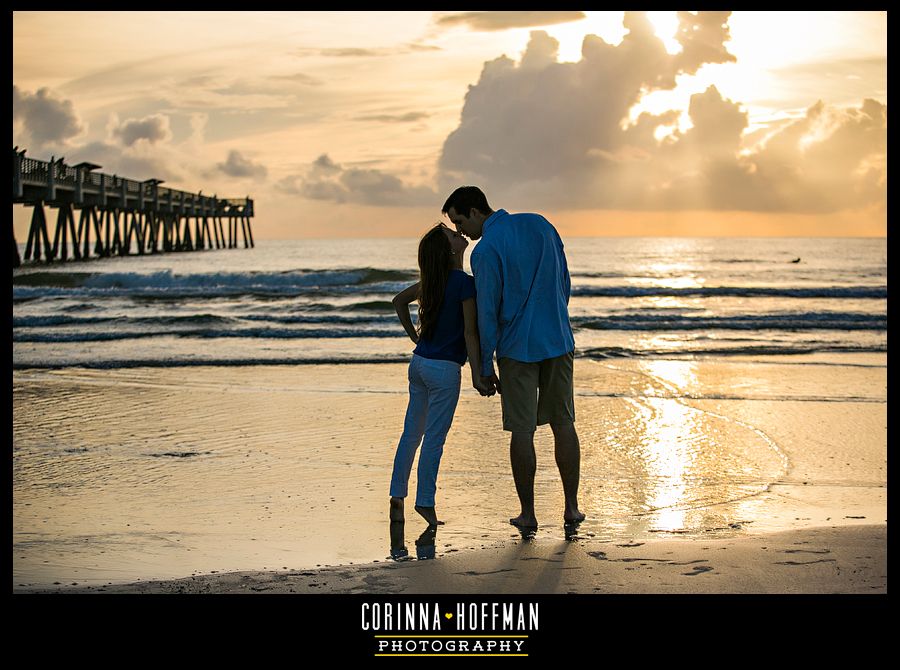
497,351,575,433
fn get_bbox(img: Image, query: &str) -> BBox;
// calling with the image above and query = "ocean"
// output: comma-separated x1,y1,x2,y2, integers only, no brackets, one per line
12,235,887,589
12,237,888,369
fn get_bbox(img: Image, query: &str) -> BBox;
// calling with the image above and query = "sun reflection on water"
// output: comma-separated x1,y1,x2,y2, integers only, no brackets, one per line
631,239,709,288
630,360,702,531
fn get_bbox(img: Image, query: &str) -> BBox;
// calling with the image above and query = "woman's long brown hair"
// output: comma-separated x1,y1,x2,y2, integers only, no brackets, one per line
416,224,452,342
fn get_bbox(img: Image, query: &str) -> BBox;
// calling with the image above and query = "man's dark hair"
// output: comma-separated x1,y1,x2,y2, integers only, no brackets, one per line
442,186,492,218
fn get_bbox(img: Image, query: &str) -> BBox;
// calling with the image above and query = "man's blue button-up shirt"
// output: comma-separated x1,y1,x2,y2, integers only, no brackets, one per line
469,209,575,377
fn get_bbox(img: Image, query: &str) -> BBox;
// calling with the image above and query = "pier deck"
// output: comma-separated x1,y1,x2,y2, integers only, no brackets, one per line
13,148,255,267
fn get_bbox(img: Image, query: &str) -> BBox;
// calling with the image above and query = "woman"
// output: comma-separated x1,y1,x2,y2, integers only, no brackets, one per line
389,223,493,526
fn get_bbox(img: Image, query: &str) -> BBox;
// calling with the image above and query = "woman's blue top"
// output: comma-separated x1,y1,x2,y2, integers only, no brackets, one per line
413,269,476,365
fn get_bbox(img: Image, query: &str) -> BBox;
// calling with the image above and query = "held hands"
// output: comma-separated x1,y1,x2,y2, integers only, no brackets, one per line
472,373,501,397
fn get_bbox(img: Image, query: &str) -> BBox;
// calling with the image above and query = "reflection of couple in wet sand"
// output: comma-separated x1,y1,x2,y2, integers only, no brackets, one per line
389,186,584,535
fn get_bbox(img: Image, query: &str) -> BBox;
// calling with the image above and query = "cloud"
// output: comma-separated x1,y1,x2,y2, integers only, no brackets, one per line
216,150,268,178
408,43,442,52
320,47,382,58
65,140,187,185
110,113,173,146
435,12,886,214
188,113,208,144
276,154,437,206
294,44,441,59
356,111,431,123
436,11,586,31
12,85,86,148
760,56,887,110
672,11,737,75
736,97,887,212
310,154,342,177
271,72,324,86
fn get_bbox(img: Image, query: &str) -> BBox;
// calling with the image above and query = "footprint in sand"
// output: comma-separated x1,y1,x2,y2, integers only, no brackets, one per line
682,565,714,576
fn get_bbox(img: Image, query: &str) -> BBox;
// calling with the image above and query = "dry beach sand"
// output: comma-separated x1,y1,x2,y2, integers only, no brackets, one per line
13,354,886,594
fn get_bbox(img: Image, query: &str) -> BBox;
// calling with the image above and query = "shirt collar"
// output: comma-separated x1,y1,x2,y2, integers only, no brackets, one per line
482,209,506,235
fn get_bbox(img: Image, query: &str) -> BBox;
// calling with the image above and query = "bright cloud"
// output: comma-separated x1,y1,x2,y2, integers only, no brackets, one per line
433,12,886,214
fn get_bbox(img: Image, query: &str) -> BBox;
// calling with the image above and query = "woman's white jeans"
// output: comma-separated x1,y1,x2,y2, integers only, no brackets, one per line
389,354,461,507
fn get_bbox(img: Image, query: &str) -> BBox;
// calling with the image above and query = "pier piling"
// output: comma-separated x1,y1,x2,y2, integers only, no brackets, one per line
13,148,255,266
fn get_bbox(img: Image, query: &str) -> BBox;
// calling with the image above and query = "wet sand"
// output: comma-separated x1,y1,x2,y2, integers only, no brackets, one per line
13,354,886,593
34,524,886,594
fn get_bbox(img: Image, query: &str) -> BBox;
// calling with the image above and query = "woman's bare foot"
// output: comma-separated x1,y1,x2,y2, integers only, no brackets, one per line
509,513,538,529
390,497,404,522
414,505,444,526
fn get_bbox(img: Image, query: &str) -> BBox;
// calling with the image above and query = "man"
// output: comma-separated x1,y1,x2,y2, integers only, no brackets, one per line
443,186,584,530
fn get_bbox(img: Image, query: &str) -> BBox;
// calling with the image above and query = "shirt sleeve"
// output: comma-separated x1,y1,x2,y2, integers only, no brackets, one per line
471,246,501,378
458,273,476,302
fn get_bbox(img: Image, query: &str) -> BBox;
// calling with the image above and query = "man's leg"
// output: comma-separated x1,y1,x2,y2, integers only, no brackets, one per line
498,357,541,529
509,430,538,528
550,421,584,523
539,352,583,523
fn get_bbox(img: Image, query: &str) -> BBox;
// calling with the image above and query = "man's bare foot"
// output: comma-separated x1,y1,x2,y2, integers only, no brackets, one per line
414,505,444,526
390,497,404,522
509,514,538,529
564,510,585,524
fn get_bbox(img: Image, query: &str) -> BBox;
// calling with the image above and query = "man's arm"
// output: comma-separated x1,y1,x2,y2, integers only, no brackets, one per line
462,298,494,396
557,231,571,305
471,246,502,379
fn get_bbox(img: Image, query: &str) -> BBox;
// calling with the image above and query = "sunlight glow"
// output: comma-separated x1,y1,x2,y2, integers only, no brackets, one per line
546,11,627,63
645,11,682,55
548,11,682,63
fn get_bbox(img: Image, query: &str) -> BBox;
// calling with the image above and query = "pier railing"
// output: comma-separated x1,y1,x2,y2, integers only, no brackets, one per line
13,148,255,267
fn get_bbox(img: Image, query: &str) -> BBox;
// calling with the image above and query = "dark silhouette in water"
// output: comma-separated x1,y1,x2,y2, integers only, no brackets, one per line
390,496,404,522
389,519,410,561
388,518,438,561
415,526,437,560
512,522,537,541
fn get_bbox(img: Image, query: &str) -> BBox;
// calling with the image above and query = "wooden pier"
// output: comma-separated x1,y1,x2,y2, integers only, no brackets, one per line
12,148,255,268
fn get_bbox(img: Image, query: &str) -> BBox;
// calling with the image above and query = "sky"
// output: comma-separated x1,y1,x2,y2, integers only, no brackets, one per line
12,11,887,240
